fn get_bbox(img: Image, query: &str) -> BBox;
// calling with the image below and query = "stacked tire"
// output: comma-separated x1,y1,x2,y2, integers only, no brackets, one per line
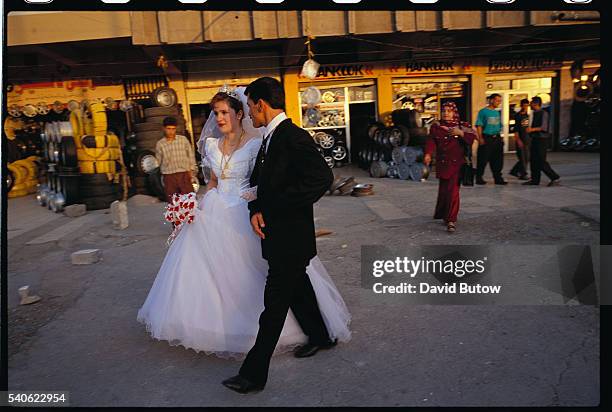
391,109,429,146
38,122,81,212
387,146,429,181
72,102,123,211
76,133,123,210
357,122,404,171
129,87,181,200
358,122,429,181
8,157,40,198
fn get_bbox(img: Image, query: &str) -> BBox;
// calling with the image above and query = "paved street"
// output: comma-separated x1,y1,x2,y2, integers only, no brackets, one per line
6,152,599,407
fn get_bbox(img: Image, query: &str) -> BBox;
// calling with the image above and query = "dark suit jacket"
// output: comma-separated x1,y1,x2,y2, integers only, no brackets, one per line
248,118,333,262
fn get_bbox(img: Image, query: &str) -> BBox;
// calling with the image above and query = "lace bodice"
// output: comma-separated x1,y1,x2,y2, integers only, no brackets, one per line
202,137,262,199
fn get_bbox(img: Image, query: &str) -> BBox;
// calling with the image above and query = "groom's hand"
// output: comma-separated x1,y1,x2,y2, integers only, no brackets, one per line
251,212,266,239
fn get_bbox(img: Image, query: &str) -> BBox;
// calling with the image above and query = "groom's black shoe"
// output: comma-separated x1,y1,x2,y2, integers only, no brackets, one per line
222,375,264,394
294,339,338,358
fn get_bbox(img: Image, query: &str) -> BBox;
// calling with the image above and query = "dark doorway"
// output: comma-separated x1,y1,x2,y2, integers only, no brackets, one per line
349,102,377,164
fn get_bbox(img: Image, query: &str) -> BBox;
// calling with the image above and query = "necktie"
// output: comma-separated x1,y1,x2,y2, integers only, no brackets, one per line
258,133,271,166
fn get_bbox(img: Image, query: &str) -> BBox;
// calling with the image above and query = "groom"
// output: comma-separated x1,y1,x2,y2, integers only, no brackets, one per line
222,77,336,394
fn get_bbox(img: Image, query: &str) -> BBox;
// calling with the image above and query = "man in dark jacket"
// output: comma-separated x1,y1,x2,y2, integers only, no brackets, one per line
222,77,336,394
522,96,560,186
509,98,530,180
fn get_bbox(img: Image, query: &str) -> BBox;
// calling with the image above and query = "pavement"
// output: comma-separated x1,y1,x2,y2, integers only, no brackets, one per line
6,152,600,406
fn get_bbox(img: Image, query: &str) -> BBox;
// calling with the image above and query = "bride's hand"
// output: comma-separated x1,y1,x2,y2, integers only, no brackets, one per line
240,191,257,202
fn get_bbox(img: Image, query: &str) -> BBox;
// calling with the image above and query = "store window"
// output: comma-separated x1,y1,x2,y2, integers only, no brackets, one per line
298,81,377,168
486,76,555,152
392,77,469,128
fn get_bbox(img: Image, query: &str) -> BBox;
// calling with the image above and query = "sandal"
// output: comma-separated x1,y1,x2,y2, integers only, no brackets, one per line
447,222,456,233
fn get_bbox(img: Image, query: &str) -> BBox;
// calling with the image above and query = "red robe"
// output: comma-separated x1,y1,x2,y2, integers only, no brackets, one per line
425,122,476,223
425,122,476,179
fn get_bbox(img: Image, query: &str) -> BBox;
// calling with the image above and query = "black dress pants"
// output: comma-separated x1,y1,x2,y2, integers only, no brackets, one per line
530,137,560,184
476,134,504,182
510,135,531,177
239,256,330,386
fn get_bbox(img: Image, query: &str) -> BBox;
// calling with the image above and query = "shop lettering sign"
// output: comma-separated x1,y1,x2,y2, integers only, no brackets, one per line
298,64,375,79
489,57,563,72
404,60,455,72
10,80,96,95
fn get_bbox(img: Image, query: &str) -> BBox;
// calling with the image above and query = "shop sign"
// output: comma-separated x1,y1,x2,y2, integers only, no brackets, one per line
297,63,375,80
488,56,563,73
9,80,97,95
388,60,457,74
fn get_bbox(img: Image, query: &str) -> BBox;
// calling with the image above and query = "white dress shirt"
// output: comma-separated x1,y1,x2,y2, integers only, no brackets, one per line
263,112,288,153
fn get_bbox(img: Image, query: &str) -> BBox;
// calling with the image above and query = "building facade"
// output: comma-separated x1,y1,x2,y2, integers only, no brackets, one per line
6,10,600,158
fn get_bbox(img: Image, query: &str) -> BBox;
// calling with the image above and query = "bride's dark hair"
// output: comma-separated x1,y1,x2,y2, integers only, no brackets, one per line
210,92,243,118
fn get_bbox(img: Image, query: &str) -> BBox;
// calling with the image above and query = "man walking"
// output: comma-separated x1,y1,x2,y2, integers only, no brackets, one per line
475,94,507,185
523,96,560,186
155,116,198,202
509,98,530,180
222,77,336,394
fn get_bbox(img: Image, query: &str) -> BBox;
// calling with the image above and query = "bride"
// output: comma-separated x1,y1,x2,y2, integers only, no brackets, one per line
137,86,351,359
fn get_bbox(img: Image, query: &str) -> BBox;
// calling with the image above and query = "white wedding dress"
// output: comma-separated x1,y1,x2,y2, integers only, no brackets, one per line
137,136,351,359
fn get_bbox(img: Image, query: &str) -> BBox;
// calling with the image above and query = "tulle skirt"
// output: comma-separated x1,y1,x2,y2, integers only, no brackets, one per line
137,188,351,360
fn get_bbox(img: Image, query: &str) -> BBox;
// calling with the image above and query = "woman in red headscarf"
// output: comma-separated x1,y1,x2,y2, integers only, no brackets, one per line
424,102,477,233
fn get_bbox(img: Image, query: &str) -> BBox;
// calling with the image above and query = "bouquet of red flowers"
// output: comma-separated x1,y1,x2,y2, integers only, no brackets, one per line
164,192,197,245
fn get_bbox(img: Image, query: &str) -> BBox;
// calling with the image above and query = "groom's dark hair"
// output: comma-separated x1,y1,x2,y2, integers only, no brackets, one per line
245,77,285,110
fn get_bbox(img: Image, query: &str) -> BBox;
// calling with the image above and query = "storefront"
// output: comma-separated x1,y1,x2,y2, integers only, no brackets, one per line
485,56,563,152
392,76,470,128
284,55,584,162
286,59,476,166
297,77,378,166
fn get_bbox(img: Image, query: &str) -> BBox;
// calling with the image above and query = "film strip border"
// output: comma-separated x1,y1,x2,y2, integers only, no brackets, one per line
6,0,602,11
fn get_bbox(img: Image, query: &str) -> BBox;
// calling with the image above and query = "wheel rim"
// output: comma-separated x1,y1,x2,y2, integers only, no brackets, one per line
332,146,347,161
156,90,177,107
319,134,335,149
389,129,402,147
140,154,160,174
